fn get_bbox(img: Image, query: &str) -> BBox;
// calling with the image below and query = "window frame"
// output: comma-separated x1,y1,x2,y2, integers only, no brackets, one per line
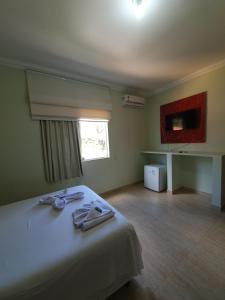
77,119,110,162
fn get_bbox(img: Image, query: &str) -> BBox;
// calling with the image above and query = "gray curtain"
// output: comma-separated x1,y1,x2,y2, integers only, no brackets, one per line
40,120,83,183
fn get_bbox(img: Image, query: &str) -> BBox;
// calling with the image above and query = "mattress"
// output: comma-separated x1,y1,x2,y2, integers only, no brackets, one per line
0,185,143,300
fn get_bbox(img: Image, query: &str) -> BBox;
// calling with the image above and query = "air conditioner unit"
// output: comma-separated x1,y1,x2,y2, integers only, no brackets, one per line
122,94,145,108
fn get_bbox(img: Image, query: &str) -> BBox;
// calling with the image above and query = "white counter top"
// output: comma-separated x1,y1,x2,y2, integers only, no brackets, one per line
141,150,225,158
141,149,225,209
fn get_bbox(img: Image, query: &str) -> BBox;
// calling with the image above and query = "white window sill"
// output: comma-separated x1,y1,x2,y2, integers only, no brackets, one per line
82,156,110,162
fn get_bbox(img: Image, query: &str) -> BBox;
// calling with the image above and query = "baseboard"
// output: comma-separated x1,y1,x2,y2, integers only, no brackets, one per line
102,184,211,198
100,181,143,198
171,186,211,197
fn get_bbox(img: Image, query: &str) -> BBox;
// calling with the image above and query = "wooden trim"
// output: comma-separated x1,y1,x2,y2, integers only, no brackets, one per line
171,186,211,197
100,181,143,198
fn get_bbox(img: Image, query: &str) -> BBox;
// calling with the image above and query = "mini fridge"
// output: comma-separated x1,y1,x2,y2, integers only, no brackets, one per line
144,164,167,192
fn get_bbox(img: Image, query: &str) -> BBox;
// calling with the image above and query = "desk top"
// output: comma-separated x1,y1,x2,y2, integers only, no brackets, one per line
141,150,225,158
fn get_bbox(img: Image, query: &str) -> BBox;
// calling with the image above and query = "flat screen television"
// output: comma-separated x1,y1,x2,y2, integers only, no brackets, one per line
160,92,206,143
165,108,200,132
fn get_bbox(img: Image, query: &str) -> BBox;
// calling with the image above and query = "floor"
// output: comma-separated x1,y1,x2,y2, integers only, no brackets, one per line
103,183,225,300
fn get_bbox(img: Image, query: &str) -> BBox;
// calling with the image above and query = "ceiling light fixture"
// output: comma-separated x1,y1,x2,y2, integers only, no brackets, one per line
133,0,143,6
131,0,147,19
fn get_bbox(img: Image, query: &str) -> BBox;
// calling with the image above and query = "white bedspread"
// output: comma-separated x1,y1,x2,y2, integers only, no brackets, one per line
0,185,143,300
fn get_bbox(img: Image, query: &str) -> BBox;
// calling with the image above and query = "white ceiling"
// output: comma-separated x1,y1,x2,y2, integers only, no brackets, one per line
0,0,225,93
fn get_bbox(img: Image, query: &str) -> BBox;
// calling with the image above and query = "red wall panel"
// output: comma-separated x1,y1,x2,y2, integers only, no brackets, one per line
160,92,207,143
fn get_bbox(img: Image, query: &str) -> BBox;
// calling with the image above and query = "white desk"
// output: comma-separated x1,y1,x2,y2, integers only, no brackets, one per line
142,150,225,209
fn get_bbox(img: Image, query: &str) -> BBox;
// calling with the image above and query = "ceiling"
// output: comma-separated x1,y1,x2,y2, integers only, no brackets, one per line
0,0,225,93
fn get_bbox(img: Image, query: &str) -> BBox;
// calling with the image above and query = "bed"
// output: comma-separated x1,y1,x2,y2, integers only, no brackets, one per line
0,185,143,300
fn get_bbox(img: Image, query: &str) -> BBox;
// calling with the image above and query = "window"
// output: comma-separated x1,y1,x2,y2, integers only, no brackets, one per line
78,120,110,161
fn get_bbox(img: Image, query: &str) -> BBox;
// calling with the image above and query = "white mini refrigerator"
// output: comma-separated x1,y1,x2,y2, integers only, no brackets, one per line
144,164,167,192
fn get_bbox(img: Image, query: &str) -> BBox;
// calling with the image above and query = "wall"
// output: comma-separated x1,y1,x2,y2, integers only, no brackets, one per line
0,65,146,205
146,65,225,193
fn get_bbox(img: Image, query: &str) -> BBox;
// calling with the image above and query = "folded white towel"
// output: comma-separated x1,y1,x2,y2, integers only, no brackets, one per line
39,192,84,210
72,200,115,231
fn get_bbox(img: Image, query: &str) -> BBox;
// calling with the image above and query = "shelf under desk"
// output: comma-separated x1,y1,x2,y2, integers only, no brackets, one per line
142,150,225,209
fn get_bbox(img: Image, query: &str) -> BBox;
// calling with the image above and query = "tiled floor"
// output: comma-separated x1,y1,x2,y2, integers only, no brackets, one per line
104,183,225,300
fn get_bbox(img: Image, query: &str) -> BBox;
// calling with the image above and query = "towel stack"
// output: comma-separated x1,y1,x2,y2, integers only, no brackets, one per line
39,191,115,231
72,200,115,231
39,192,84,209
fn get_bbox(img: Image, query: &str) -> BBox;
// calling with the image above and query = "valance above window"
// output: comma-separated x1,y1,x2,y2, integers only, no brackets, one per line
26,70,112,121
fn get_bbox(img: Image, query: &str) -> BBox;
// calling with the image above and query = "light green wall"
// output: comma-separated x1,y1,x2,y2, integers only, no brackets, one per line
179,156,212,194
0,65,146,205
147,66,225,152
146,66,225,193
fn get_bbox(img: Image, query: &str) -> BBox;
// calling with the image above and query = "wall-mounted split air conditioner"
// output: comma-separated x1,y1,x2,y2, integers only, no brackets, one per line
122,94,145,108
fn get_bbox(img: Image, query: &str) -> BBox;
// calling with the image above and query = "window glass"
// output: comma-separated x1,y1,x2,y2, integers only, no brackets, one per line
78,120,110,161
